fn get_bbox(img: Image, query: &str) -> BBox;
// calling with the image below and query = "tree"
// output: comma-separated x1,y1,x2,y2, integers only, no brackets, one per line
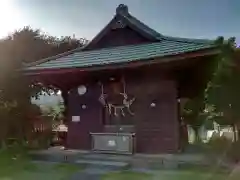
10,26,87,63
0,26,87,147
12,27,87,121
181,37,236,143
181,96,207,142
205,37,239,141
8,26,87,113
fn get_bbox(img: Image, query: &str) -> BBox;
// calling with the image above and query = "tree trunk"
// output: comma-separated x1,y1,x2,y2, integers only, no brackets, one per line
192,126,200,143
184,125,189,144
0,119,8,149
236,123,240,142
1,140,7,150
179,123,189,150
233,124,237,142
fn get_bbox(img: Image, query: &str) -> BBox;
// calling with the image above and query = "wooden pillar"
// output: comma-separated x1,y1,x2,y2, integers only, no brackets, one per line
61,89,69,123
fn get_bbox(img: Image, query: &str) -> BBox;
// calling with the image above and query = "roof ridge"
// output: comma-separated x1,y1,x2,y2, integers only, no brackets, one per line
116,4,162,40
81,17,116,50
122,13,162,40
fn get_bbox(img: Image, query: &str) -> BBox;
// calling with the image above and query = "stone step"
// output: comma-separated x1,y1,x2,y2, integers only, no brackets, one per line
80,153,132,162
75,159,130,170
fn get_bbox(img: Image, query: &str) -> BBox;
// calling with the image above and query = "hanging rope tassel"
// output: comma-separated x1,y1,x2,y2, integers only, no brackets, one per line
98,82,106,105
121,76,135,116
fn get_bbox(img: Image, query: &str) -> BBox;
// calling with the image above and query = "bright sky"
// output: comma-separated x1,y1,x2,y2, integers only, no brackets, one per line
1,0,240,44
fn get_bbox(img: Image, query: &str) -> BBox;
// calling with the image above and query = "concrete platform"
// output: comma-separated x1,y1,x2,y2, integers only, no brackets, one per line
29,146,211,170
75,159,129,169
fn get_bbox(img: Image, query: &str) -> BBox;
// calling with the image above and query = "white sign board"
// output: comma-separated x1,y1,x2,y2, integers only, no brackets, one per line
72,116,80,122
108,140,116,147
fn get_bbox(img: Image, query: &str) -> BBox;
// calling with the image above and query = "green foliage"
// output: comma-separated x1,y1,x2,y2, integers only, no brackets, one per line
204,119,214,130
10,26,87,64
226,140,240,162
41,102,64,121
207,135,240,163
181,96,207,142
181,36,237,143
0,26,87,148
29,104,42,116
207,135,231,155
0,150,80,179
182,98,206,128
205,37,238,126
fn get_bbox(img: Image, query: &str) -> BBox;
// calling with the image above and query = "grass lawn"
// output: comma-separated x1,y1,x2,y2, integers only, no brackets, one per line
0,148,239,180
102,171,152,180
102,167,238,180
0,150,81,180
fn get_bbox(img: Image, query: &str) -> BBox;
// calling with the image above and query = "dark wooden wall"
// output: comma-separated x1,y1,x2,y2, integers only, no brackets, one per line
66,71,179,153
66,83,103,149
85,26,152,50
128,78,179,153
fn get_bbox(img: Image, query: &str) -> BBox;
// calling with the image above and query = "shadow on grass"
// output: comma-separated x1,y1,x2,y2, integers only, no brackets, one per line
54,163,84,172
0,149,82,180
101,162,232,180
101,169,231,180
178,163,231,174
101,171,152,180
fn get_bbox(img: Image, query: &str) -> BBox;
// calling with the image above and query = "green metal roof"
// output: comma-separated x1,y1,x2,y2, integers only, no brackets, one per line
25,38,215,71
24,4,217,72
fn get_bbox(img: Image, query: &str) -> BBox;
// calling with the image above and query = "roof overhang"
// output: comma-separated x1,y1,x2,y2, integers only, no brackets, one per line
24,47,219,76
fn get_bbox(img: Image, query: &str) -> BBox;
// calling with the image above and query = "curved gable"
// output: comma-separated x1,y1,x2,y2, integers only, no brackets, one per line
84,4,161,50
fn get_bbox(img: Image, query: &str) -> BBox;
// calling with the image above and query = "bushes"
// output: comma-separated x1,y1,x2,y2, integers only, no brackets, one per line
226,141,240,162
208,135,232,155
207,135,240,163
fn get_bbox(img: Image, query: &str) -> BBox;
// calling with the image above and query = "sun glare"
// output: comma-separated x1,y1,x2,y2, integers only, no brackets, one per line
0,0,24,37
